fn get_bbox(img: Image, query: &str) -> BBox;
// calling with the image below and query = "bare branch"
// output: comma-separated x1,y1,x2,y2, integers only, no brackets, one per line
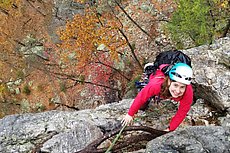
44,71,121,92
25,0,46,17
95,61,130,81
93,51,131,81
114,0,152,39
118,28,142,69
107,2,142,69
77,126,168,153
0,6,9,15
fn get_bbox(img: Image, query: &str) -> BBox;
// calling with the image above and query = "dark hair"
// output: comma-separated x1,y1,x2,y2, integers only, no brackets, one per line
160,76,172,98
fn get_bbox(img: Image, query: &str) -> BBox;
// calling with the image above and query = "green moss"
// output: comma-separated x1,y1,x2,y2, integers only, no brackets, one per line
20,100,30,113
22,84,31,95
60,82,67,92
35,103,46,112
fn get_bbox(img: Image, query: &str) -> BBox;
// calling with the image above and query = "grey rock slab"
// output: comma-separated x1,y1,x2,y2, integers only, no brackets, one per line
145,126,230,153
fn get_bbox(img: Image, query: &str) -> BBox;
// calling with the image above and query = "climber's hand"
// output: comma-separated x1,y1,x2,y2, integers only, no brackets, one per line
121,114,133,127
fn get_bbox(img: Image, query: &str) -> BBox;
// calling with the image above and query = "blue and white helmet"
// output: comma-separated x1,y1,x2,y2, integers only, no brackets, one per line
169,63,193,85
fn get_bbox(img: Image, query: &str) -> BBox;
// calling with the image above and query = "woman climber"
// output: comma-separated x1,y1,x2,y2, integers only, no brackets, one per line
121,63,193,131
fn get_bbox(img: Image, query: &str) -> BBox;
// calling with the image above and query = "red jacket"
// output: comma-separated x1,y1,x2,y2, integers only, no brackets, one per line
128,64,193,131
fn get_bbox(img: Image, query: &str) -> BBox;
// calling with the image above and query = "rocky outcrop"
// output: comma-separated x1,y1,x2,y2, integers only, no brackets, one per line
47,0,84,43
0,99,230,153
0,100,130,153
146,126,230,153
184,37,230,112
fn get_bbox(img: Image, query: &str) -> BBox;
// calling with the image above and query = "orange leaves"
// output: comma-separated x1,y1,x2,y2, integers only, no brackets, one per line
211,0,229,8
58,9,125,66
220,0,229,8
56,7,128,98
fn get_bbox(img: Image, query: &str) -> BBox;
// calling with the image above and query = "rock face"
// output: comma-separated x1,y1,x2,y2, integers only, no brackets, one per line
146,126,230,153
0,99,230,153
184,37,230,111
47,0,84,43
0,100,130,153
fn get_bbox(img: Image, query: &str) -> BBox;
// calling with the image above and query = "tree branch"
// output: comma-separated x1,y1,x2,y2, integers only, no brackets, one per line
107,1,142,69
114,0,152,39
77,126,168,153
118,28,142,69
0,6,9,15
93,52,131,81
95,61,130,81
46,71,121,92
25,0,46,17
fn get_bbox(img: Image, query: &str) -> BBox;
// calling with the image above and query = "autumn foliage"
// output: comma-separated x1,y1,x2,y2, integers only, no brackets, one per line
58,9,125,64
56,6,132,99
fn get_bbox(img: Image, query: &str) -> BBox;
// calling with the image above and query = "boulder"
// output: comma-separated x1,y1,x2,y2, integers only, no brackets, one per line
146,126,230,153
0,99,131,153
0,98,229,153
183,37,230,112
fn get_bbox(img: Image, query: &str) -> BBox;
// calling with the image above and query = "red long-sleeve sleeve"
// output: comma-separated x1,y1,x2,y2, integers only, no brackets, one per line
169,85,193,131
128,70,165,116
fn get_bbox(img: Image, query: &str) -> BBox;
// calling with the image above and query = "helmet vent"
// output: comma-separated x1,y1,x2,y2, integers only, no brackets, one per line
171,72,182,78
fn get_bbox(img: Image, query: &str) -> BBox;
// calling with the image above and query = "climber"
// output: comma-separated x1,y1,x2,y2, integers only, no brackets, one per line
121,63,193,131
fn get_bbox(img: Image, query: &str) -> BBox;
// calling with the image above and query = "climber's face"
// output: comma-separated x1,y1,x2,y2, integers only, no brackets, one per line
168,80,186,98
